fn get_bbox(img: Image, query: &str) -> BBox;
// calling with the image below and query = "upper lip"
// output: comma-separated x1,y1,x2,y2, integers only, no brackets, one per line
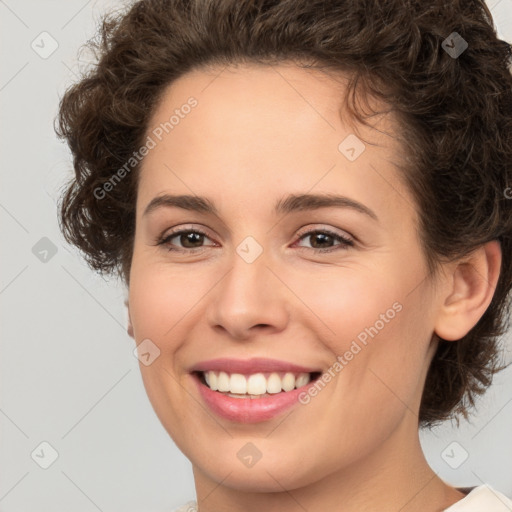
190,357,322,375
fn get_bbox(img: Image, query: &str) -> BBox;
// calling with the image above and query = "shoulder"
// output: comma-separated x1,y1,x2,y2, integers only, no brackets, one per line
445,484,512,511
170,500,198,512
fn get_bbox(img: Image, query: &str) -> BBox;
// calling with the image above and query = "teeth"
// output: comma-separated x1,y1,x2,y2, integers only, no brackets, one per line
205,371,217,391
282,372,295,392
247,373,267,394
295,373,310,388
267,373,282,394
201,371,312,395
230,373,247,394
217,371,230,392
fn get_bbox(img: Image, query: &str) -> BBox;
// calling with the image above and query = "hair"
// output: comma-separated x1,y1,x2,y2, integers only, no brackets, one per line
54,0,512,427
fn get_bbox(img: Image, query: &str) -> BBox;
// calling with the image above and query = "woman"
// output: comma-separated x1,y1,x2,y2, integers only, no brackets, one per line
55,0,512,510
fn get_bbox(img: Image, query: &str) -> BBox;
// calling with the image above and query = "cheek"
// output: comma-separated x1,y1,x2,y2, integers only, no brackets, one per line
305,312,428,472
128,254,210,341
335,293,434,433
128,258,196,439
294,266,432,415
290,266,402,346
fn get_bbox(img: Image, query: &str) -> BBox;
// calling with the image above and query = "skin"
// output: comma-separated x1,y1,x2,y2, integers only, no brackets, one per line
126,62,501,512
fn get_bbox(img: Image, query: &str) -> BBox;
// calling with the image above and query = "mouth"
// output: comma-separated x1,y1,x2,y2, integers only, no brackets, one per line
193,370,322,399
189,357,325,422
191,369,323,423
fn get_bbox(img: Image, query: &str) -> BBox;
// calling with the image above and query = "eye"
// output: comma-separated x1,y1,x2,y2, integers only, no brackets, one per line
155,227,217,253
154,226,354,254
293,228,354,253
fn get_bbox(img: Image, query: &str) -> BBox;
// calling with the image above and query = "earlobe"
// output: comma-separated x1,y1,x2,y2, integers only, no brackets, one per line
127,315,134,338
125,298,134,339
434,240,502,341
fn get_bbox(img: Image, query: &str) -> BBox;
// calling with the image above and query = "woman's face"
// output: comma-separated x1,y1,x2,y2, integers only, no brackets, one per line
128,63,442,491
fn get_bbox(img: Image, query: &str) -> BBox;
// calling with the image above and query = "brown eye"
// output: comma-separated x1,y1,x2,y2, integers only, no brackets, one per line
295,229,354,253
175,231,205,248
157,228,216,252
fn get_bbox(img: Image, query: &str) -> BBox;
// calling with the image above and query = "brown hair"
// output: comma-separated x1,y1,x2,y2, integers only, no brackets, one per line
55,0,512,427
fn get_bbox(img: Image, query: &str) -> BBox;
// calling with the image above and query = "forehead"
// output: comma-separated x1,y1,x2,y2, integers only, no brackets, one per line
145,62,396,149
136,63,412,223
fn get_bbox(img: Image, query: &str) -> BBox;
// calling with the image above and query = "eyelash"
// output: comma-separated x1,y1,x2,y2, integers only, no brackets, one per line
154,226,354,254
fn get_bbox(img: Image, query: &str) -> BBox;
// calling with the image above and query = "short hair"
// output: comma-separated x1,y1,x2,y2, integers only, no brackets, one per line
55,0,512,427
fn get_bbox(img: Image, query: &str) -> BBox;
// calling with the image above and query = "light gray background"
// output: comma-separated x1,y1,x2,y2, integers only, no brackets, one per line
1,0,511,510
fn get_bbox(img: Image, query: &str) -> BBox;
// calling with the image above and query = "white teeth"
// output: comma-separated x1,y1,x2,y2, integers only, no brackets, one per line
217,371,230,392
201,370,312,395
282,372,295,392
208,371,218,391
266,373,282,394
247,373,267,395
230,373,247,394
295,373,310,388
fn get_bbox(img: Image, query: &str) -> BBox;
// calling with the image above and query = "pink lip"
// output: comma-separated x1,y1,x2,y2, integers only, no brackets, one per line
191,372,319,423
190,357,321,375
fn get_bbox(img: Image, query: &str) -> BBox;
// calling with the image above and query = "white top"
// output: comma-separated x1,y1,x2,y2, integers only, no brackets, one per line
444,484,512,511
171,485,512,511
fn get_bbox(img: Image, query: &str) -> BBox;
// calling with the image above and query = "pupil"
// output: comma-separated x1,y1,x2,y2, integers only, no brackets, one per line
182,232,203,248
312,233,332,248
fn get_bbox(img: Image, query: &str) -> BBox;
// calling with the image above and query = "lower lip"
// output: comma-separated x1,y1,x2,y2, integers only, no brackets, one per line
192,372,317,423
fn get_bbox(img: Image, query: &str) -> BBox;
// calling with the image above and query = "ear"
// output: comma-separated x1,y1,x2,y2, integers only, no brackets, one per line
434,240,502,341
124,298,134,339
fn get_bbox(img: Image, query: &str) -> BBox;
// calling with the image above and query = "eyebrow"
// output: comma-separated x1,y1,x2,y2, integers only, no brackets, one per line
143,193,378,221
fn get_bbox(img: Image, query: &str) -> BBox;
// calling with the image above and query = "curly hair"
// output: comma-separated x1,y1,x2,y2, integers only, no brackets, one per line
54,0,512,427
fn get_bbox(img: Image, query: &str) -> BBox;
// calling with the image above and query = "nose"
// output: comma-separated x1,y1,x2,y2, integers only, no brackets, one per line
206,248,290,341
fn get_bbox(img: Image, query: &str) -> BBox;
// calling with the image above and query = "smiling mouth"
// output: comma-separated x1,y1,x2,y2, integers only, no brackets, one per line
193,370,322,398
